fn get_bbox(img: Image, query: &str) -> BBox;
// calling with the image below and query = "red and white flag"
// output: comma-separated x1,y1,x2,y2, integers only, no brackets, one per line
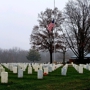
47,20,54,32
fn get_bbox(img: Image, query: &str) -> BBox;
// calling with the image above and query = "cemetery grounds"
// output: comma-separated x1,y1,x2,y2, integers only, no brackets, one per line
0,63,90,90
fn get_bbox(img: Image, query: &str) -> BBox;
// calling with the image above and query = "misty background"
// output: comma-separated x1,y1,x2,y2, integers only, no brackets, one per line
0,47,73,63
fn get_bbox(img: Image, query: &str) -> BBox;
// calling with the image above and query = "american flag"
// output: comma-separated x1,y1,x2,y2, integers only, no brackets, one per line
47,19,54,32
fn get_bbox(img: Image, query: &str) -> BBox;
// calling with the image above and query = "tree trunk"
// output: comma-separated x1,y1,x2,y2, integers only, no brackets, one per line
78,48,84,64
49,36,53,64
49,50,52,63
63,51,66,64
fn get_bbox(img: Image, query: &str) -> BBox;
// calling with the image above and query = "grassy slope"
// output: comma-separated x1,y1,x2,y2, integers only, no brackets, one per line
0,65,90,90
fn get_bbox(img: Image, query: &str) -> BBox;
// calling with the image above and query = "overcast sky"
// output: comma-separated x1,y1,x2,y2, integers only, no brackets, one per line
0,0,68,50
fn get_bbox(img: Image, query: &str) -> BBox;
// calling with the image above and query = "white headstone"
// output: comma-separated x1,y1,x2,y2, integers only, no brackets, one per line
75,65,79,71
9,64,13,71
13,67,17,73
88,66,90,71
61,67,67,76
28,66,32,74
79,66,83,73
18,69,23,78
1,72,8,83
52,66,55,71
34,66,38,72
84,65,87,69
44,67,48,74
0,67,5,77
37,69,43,79
48,66,52,72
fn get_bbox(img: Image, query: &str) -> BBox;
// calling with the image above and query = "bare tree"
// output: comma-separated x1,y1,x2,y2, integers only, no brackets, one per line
64,0,90,63
30,8,64,63
56,33,69,64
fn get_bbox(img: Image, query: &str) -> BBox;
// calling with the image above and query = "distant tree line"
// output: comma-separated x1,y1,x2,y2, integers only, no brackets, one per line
0,47,29,63
0,47,72,63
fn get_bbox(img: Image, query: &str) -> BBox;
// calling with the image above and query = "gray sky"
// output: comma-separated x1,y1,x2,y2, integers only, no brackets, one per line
0,0,68,50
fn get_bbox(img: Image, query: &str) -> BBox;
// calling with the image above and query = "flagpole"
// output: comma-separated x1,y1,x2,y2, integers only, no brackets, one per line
54,0,56,63
54,0,55,9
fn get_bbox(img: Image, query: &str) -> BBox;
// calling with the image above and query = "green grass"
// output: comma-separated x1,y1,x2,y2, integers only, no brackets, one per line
0,65,90,90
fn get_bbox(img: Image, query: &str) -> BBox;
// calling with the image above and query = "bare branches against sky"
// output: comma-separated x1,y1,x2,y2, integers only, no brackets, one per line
0,0,68,50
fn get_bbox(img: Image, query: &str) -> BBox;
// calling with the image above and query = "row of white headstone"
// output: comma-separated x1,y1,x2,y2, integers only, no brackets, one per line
81,64,90,70
1,62,90,83
72,63,83,73
37,64,63,79
71,63,90,73
61,63,90,75
0,63,63,83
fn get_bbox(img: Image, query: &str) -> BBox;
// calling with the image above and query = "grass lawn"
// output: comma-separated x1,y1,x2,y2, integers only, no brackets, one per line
0,65,90,90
